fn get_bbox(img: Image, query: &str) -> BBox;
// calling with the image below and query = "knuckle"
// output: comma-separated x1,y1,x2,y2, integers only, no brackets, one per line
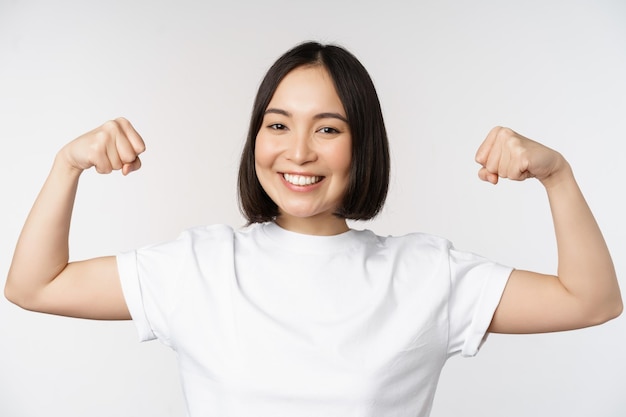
102,119,122,132
92,129,110,144
497,125,511,133
89,135,108,154
505,134,523,151
512,145,526,158
498,127,515,141
500,126,514,135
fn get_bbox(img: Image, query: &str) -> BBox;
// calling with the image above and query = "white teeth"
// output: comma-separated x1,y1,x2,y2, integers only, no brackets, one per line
283,173,321,186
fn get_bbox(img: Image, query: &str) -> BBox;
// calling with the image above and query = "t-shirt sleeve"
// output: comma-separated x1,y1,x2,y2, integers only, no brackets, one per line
116,235,187,345
447,246,513,357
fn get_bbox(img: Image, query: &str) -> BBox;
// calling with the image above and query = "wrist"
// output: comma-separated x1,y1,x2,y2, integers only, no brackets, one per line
539,156,574,190
53,147,84,179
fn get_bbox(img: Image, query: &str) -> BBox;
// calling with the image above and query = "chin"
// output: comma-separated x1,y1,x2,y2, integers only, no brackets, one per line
278,207,333,221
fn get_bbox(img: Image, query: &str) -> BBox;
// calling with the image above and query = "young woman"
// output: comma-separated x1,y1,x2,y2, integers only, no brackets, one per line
5,42,622,417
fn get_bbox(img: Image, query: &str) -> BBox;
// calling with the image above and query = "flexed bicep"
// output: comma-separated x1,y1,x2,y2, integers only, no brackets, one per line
28,256,131,320
478,127,621,334
6,118,144,320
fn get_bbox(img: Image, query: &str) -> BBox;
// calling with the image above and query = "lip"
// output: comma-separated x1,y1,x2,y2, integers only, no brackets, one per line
279,172,325,191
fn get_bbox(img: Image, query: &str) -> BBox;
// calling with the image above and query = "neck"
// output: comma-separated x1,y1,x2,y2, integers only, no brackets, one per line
274,215,349,236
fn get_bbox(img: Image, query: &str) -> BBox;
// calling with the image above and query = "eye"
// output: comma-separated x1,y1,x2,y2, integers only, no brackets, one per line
267,123,287,130
318,126,340,134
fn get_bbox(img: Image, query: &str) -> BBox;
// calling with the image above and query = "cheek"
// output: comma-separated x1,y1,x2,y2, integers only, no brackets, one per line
254,135,271,169
253,135,279,193
254,130,282,162
330,139,352,175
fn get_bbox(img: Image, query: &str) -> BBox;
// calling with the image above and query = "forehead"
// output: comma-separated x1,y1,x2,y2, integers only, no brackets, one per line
268,65,346,115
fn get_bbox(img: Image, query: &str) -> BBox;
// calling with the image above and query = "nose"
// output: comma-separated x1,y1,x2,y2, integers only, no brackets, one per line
285,130,317,165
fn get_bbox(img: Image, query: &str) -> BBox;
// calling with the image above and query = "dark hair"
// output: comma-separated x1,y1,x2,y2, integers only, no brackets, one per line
238,41,390,224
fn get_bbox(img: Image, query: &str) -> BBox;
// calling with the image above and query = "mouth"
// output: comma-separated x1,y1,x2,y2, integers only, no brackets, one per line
282,173,323,186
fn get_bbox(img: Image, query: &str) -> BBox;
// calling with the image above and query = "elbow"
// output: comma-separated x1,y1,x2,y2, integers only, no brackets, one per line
607,296,623,322
606,282,624,322
4,277,17,304
587,293,623,327
4,278,25,309
577,272,623,327
4,276,39,312
596,302,622,326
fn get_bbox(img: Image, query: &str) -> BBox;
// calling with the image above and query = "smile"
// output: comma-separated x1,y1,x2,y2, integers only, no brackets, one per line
283,173,323,186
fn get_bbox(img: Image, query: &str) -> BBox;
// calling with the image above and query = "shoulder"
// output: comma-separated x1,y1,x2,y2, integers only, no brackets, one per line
364,229,453,254
128,224,238,257
180,224,235,239
182,223,236,240
363,230,508,273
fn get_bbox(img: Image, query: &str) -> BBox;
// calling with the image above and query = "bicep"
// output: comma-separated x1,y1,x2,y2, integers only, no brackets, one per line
488,269,591,334
31,256,131,320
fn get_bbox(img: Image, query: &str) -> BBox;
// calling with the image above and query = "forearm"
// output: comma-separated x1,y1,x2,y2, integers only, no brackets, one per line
542,162,622,320
5,152,82,304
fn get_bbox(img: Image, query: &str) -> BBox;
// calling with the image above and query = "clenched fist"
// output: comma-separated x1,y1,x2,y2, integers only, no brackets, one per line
475,126,567,186
59,117,146,176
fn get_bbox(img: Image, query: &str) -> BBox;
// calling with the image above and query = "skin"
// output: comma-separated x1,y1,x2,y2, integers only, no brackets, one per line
4,73,622,333
255,66,352,236
5,118,143,319
477,127,622,333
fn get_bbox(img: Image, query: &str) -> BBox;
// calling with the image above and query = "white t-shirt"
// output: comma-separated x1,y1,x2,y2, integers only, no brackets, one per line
117,222,512,417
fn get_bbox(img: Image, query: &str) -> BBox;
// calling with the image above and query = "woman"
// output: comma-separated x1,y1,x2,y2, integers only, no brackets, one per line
5,41,622,416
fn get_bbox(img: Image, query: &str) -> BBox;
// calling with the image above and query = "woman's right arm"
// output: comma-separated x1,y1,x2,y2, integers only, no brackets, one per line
4,118,145,320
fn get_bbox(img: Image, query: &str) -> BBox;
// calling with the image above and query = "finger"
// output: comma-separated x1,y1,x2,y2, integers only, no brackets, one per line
91,149,114,174
475,126,502,165
504,135,532,181
84,131,114,174
114,129,142,166
478,166,499,184
484,135,503,178
114,117,146,155
122,157,142,176
105,137,124,171
94,119,133,174
497,142,512,179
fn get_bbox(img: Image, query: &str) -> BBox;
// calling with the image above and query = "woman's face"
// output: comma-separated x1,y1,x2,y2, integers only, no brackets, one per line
254,65,352,235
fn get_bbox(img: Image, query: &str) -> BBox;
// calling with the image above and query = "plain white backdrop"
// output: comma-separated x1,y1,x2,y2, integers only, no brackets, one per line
1,0,625,416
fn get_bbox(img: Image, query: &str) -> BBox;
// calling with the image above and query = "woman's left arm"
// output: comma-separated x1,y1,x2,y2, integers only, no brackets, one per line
475,126,622,334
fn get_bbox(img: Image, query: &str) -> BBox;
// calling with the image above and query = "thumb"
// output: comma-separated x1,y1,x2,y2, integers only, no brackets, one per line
478,166,499,184
122,156,142,176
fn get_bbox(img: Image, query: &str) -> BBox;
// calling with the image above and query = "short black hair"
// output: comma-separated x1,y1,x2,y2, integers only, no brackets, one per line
238,41,390,224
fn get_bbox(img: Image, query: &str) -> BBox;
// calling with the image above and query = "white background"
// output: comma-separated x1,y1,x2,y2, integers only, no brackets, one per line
1,0,625,416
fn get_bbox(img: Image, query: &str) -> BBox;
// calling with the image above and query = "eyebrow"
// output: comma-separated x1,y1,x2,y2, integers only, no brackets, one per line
264,108,348,124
